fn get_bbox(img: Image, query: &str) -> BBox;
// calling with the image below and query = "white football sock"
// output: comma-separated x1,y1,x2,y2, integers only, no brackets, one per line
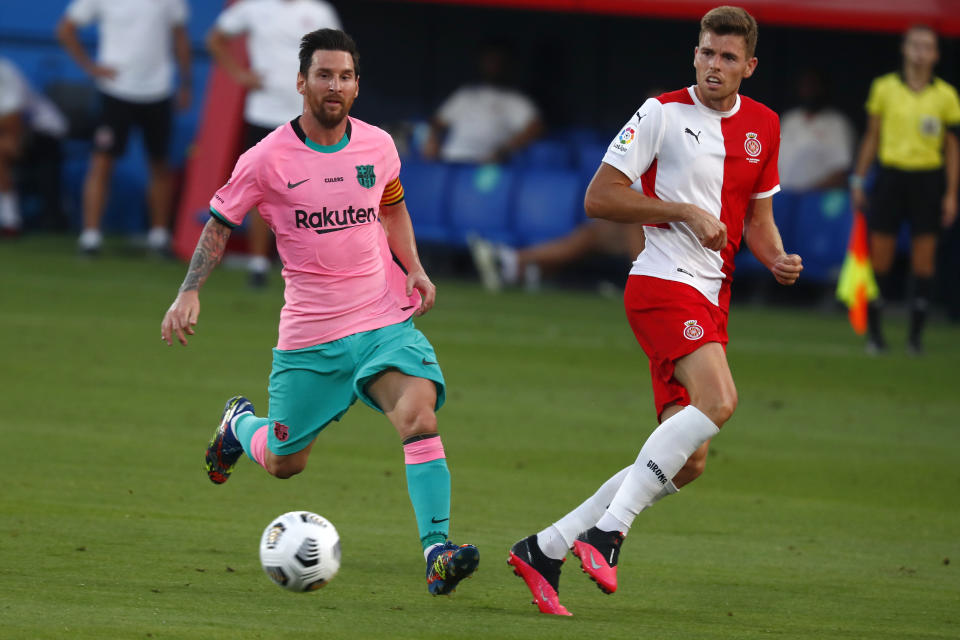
423,542,443,562
537,467,680,560
597,406,718,534
537,466,630,560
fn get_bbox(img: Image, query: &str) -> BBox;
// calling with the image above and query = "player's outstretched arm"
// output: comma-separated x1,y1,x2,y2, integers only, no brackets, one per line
584,163,727,250
743,196,802,286
380,200,435,316
160,217,232,346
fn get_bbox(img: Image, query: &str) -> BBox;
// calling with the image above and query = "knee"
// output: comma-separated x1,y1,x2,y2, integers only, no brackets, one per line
398,406,438,441
697,389,737,427
264,457,306,480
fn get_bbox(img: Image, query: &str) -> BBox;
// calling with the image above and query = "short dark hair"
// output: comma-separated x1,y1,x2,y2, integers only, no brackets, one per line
699,6,758,58
299,29,360,76
904,23,938,43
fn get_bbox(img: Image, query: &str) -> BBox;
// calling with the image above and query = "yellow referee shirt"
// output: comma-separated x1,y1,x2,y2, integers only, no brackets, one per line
866,72,960,170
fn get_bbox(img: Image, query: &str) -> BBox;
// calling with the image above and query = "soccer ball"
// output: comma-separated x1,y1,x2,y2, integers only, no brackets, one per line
259,511,341,592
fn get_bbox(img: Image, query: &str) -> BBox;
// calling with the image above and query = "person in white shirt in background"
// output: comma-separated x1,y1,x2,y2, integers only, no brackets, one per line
207,0,342,288
57,0,192,256
0,57,69,235
422,40,543,164
779,68,855,192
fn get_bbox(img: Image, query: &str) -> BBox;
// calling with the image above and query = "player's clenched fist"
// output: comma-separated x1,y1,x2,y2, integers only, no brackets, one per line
161,290,200,346
684,205,728,251
771,253,803,285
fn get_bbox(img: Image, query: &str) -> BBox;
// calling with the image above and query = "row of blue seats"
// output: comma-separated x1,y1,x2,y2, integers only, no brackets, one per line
402,161,589,248
735,189,853,283
403,160,856,285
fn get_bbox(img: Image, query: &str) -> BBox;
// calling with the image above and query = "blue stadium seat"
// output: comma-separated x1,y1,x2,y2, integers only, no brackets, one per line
559,127,606,149
513,168,583,246
577,142,608,184
400,161,452,243
447,164,518,246
792,189,852,283
515,139,575,169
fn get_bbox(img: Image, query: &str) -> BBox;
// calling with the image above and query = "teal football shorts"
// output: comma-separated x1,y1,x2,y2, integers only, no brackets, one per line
266,318,445,455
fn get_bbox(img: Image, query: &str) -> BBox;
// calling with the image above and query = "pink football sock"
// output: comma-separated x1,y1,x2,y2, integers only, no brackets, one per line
249,425,269,468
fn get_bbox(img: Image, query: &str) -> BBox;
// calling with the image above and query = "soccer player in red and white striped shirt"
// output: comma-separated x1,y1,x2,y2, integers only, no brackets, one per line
508,6,803,615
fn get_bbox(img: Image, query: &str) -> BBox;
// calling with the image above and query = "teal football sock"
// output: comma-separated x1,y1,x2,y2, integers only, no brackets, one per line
234,413,270,463
403,435,450,550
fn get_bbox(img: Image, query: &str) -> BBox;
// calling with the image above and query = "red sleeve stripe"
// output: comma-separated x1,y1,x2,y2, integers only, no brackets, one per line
380,178,405,206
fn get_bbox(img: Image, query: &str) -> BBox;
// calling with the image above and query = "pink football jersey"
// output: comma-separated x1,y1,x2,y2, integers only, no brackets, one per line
210,117,420,350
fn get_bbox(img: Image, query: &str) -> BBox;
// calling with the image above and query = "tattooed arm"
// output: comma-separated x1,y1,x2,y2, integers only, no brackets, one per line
160,217,232,346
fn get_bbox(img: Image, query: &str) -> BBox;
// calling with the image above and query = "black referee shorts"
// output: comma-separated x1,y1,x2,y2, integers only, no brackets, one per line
868,166,945,235
92,92,173,161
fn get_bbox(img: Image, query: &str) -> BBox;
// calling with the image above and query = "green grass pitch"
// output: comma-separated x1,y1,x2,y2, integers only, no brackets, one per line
1,236,958,639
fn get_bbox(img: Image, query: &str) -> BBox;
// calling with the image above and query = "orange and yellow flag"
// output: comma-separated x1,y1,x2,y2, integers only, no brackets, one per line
835,210,878,334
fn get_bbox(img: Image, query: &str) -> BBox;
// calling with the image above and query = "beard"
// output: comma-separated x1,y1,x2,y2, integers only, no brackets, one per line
310,98,351,129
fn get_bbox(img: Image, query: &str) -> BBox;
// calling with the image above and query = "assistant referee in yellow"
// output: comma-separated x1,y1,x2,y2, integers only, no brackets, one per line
851,24,960,355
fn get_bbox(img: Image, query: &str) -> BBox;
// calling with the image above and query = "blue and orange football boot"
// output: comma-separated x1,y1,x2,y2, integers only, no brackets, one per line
204,396,254,484
426,541,480,595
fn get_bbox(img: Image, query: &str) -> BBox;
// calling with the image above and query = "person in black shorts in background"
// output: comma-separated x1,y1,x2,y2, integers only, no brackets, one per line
57,0,192,256
851,24,960,354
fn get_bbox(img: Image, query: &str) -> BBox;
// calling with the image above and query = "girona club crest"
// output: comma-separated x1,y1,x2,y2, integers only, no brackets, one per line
744,132,762,157
274,422,289,442
682,320,704,341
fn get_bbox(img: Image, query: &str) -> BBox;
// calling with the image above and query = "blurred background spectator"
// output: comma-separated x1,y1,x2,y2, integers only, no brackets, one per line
421,39,543,164
56,0,192,256
779,67,856,192
0,56,68,235
207,0,341,288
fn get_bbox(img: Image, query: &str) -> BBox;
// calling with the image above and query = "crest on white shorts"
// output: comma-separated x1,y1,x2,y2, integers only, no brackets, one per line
683,320,704,341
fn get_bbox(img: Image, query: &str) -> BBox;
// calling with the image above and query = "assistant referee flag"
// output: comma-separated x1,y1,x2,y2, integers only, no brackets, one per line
836,210,879,335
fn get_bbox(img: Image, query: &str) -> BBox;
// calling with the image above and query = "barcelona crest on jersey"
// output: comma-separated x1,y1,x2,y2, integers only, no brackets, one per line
355,165,376,189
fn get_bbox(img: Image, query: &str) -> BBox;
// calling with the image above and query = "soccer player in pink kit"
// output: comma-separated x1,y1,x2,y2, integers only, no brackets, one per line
507,6,803,615
160,29,478,596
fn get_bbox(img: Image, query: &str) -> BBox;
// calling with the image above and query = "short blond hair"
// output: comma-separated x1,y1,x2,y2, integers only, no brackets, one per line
700,6,758,58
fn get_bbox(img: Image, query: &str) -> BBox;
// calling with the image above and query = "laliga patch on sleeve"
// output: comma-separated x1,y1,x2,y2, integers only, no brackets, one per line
609,124,637,155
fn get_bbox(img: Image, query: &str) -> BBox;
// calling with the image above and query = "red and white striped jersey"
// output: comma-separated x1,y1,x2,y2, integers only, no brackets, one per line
602,86,780,310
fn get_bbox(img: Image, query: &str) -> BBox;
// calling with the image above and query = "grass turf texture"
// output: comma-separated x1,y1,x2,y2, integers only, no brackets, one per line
1,236,958,639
